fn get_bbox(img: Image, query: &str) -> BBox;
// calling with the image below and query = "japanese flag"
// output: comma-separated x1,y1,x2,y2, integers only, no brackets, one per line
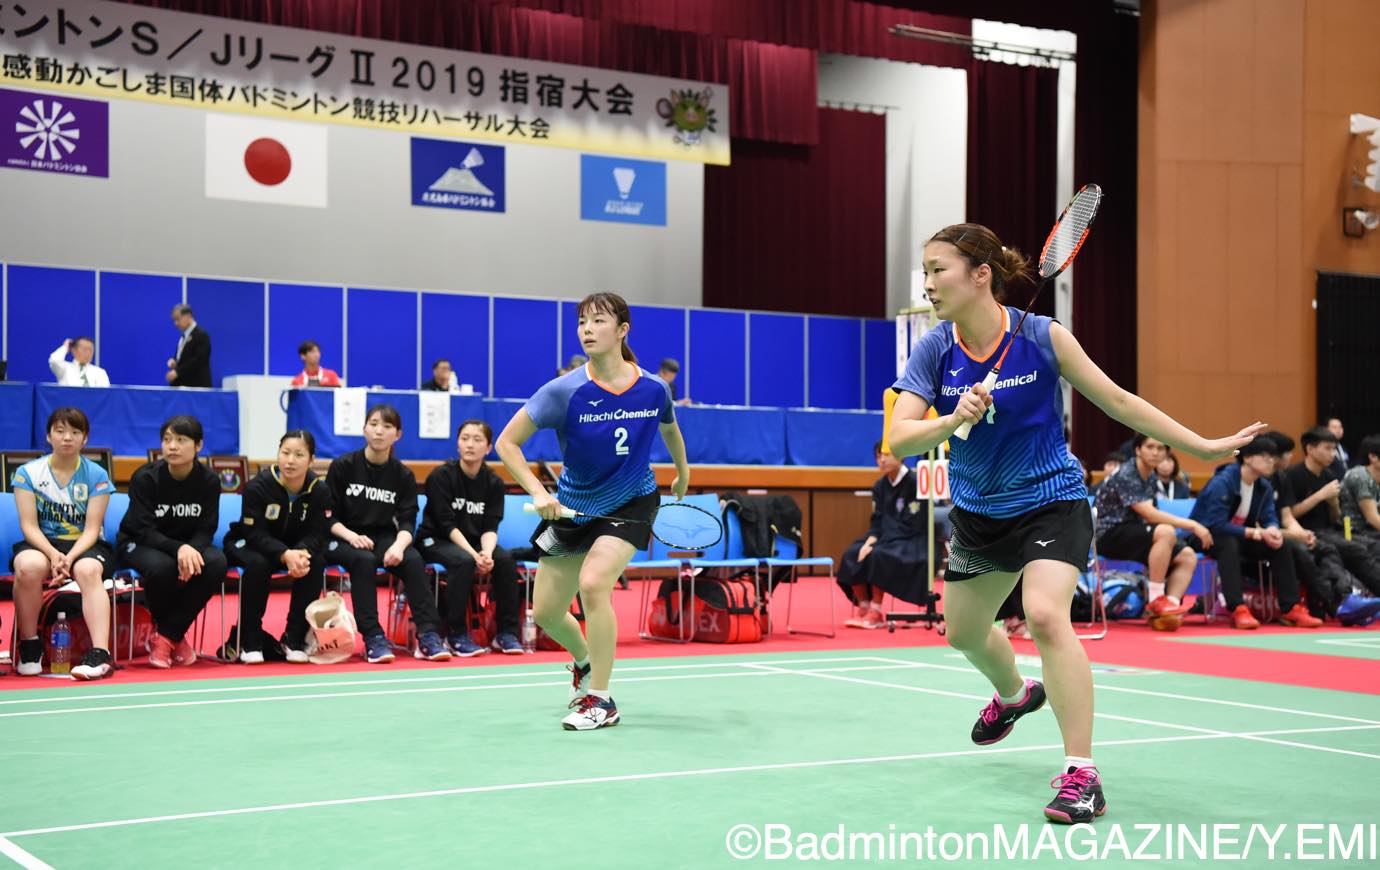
205,114,328,208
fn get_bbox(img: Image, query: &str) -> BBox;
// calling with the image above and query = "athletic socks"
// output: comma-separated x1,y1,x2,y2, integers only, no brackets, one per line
998,681,1030,706
1065,755,1096,773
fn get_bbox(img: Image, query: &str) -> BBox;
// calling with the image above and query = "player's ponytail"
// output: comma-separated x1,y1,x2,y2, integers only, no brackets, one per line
929,223,1033,303
578,292,638,364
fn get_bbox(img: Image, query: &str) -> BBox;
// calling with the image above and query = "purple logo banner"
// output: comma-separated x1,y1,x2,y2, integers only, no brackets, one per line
0,88,109,178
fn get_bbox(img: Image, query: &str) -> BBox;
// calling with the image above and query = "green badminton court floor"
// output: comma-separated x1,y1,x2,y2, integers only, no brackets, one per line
2,647,1377,868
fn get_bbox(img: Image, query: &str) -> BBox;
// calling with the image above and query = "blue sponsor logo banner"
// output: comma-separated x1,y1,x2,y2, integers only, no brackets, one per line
411,137,505,212
580,154,666,226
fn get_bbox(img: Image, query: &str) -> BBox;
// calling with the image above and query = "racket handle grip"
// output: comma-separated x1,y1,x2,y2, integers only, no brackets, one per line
523,502,577,519
952,370,1000,441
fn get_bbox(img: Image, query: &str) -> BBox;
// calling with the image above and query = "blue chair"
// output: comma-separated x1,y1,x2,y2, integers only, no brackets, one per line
763,532,837,637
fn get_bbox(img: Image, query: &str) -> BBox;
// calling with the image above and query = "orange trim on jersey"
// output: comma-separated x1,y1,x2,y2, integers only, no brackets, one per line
586,361,640,396
953,305,1009,364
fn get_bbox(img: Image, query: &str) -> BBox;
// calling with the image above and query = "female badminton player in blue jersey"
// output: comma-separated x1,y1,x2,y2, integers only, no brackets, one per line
888,223,1263,823
496,292,690,731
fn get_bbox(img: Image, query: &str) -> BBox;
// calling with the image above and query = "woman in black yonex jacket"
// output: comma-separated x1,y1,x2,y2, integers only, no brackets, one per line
116,415,226,669
326,404,450,664
224,430,332,664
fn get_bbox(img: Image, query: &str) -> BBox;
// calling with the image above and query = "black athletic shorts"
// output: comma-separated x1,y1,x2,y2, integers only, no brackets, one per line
1096,519,1187,565
11,538,117,580
945,499,1093,582
531,492,659,558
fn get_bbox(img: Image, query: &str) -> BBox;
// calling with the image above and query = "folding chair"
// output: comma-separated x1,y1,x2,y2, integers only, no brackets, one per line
766,533,836,637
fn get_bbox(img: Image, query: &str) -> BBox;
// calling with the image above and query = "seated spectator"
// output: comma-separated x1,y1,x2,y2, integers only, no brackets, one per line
327,404,450,663
1340,434,1380,549
657,358,693,406
48,337,110,387
290,340,342,387
838,442,930,629
116,415,226,668
1088,451,1125,496
421,358,459,393
1282,427,1380,597
1327,417,1352,479
1153,450,1191,501
1094,435,1206,629
1263,430,1338,619
223,430,331,664
10,407,117,680
416,420,523,655
1188,436,1321,629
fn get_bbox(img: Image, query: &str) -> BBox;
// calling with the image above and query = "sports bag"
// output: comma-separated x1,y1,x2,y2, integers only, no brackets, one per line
646,576,763,643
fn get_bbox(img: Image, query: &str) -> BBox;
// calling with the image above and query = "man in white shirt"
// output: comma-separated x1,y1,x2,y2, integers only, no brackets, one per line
48,337,110,387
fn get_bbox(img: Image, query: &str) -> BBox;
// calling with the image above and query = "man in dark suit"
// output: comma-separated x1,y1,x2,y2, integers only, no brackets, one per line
166,304,212,387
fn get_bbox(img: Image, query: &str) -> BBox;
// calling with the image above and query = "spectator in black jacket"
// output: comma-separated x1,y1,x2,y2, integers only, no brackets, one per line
224,430,332,664
417,420,522,656
326,404,450,663
1188,436,1322,630
1282,427,1380,597
839,443,931,629
116,415,225,668
165,304,212,388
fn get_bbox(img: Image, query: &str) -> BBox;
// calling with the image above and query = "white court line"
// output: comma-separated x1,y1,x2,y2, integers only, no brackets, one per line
0,663,926,720
1317,637,1380,649
0,655,883,708
0,837,53,870
866,655,1380,726
756,663,1380,762
2,723,1373,841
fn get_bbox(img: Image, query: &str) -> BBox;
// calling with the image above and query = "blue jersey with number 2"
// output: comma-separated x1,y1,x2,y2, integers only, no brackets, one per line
523,363,675,522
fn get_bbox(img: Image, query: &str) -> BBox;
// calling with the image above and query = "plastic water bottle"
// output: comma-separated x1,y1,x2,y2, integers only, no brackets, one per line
392,591,407,635
49,612,72,675
522,608,537,654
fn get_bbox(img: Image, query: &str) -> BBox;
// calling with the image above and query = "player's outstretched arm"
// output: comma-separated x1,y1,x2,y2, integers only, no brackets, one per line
1050,323,1265,461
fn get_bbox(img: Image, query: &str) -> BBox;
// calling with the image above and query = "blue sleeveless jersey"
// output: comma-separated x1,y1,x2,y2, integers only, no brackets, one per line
894,307,1086,519
523,363,674,522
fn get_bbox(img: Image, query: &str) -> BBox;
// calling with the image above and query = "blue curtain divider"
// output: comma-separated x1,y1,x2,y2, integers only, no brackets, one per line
33,385,238,456
784,408,885,466
0,382,35,450
652,405,788,465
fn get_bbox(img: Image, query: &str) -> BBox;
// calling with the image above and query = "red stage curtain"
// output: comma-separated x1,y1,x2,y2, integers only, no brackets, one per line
966,60,1059,318
703,109,886,318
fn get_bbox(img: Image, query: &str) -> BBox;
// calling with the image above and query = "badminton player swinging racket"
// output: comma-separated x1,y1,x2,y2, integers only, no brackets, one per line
496,292,690,732
887,207,1264,823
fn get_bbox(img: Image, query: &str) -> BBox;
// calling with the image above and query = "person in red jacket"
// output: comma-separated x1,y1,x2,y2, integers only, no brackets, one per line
290,340,342,388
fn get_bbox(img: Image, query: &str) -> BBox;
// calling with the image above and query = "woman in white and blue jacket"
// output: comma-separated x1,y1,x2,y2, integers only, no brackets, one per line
1188,436,1321,629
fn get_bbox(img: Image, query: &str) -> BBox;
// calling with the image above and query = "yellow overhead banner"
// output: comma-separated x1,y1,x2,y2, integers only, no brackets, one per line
0,0,731,163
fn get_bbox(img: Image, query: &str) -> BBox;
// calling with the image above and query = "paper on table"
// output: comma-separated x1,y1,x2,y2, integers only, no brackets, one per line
418,390,451,439
334,388,367,436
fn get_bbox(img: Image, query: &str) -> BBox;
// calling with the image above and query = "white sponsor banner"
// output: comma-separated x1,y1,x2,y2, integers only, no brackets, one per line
333,388,367,436
0,0,730,164
417,390,450,440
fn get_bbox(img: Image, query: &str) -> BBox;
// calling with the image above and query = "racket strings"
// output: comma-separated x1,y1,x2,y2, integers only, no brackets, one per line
1040,185,1103,278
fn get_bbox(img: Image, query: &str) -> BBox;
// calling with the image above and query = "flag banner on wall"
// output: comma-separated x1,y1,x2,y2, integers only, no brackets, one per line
0,86,108,177
0,0,731,165
411,138,505,213
205,113,327,207
579,154,666,226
